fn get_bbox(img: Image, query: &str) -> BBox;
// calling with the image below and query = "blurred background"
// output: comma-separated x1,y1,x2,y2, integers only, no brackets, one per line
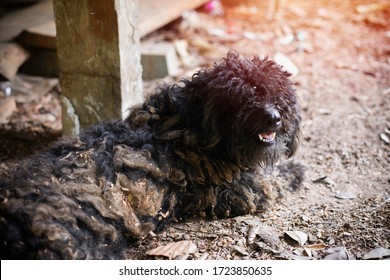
0,0,389,260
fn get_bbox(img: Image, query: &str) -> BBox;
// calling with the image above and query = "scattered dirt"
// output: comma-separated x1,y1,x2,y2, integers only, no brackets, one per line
0,0,389,259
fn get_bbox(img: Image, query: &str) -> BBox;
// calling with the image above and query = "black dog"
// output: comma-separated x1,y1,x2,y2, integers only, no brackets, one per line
0,52,304,259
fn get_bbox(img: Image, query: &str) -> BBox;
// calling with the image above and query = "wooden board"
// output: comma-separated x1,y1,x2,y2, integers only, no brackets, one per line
0,0,209,49
0,0,53,43
139,0,209,37
16,21,56,49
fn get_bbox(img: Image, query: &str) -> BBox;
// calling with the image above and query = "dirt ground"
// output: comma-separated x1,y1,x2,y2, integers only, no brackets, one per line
0,0,389,260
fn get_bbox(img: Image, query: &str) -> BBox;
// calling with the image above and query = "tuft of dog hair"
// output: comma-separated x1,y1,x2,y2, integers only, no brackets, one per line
0,52,304,259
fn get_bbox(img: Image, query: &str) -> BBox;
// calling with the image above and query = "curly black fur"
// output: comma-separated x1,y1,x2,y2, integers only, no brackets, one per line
0,52,304,259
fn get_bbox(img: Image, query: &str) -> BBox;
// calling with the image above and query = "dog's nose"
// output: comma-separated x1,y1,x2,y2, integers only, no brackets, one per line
264,106,281,127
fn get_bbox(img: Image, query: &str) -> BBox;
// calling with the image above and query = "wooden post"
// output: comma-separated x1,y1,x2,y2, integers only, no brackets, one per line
53,0,143,135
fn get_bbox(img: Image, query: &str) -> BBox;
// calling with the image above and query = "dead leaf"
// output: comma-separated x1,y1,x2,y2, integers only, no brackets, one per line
256,242,281,255
380,133,390,145
247,224,258,244
244,220,281,245
274,52,299,76
231,245,249,256
197,252,209,260
277,252,313,260
255,224,281,246
293,248,304,256
362,247,390,260
303,247,312,257
146,240,197,260
0,97,17,124
317,108,332,115
312,176,336,186
284,230,308,246
335,192,357,200
305,243,327,250
302,244,327,258
323,247,355,260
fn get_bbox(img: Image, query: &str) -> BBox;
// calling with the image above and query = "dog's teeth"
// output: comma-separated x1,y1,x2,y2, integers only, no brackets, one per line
259,132,276,143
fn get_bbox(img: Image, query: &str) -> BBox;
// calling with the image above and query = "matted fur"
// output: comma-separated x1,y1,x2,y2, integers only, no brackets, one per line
0,52,304,259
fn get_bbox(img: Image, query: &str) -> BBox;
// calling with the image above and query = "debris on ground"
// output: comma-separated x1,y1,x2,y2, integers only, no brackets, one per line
0,0,389,260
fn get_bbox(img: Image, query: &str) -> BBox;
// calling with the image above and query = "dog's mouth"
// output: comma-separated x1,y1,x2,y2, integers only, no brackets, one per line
258,131,276,144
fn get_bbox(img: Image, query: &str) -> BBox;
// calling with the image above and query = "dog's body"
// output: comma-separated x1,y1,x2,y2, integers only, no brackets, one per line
0,52,304,259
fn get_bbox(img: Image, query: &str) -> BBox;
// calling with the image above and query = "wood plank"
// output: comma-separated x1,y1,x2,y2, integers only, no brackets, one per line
0,0,209,49
0,0,53,42
16,21,56,49
139,0,209,37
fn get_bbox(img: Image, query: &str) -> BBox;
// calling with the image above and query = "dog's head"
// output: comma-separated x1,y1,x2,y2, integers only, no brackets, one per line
177,52,301,167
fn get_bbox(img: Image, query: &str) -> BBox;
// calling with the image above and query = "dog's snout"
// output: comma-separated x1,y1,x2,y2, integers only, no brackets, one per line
264,106,281,127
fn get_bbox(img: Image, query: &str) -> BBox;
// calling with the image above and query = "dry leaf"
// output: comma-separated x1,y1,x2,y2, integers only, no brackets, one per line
0,97,17,124
245,220,281,245
146,240,197,260
335,192,357,200
312,176,336,186
197,252,209,260
303,247,312,257
231,245,249,256
274,52,299,76
284,230,308,246
277,252,313,260
305,243,327,250
256,242,281,255
293,248,304,256
256,224,281,246
323,247,355,260
247,224,259,244
362,247,390,260
380,133,390,145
